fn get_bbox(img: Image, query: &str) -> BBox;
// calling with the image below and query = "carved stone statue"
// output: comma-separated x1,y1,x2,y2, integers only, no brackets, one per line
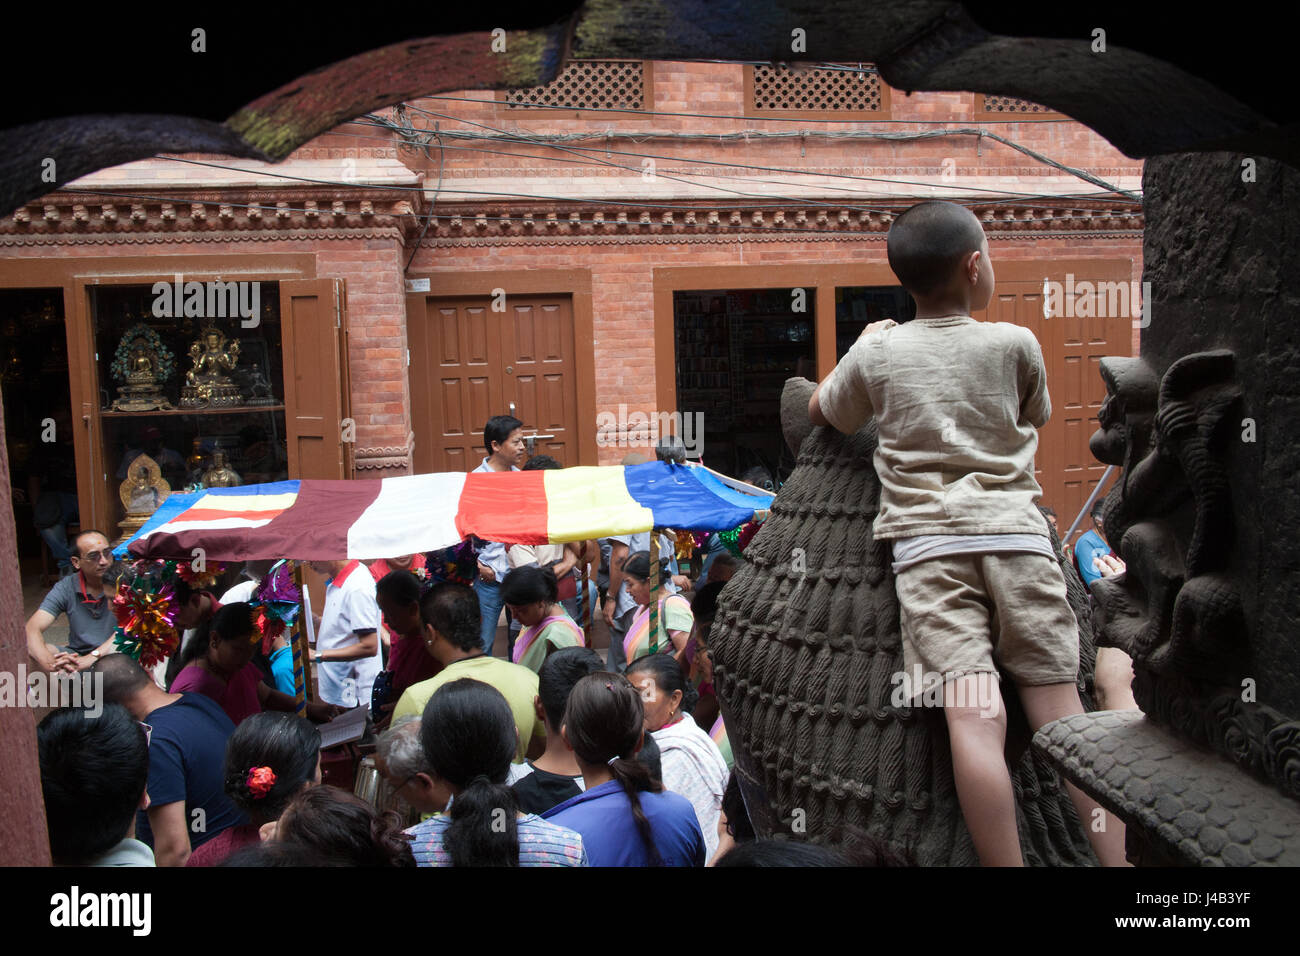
179,327,243,409
201,450,242,488
707,377,1102,865
115,454,170,544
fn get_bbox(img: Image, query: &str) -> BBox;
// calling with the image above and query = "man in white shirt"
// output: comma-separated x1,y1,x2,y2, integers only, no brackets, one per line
309,558,383,707
472,414,525,655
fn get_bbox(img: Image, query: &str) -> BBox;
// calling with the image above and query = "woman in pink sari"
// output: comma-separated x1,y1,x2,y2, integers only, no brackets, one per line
502,565,583,673
620,551,693,666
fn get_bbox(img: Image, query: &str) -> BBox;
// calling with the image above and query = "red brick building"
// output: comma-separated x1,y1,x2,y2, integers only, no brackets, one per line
1,60,1141,571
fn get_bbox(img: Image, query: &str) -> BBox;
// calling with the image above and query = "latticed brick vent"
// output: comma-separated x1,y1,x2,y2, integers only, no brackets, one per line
982,94,1055,113
504,61,645,110
751,64,881,111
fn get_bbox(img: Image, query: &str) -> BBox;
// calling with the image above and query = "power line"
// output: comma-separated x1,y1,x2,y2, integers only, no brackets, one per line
360,115,1138,204
394,102,1139,201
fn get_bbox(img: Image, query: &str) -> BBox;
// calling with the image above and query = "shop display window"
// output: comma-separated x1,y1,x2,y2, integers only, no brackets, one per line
89,282,288,537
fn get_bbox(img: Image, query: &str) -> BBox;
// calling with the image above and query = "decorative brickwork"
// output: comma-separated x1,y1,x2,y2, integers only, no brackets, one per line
751,64,882,112
505,60,645,111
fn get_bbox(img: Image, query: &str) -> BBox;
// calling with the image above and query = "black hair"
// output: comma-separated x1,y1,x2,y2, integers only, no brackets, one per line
622,550,651,582
690,580,728,626
419,678,521,866
714,839,851,867
219,841,347,867
275,786,415,867
93,653,151,703
1091,498,1106,519
418,582,481,653
72,529,109,558
522,454,562,470
627,652,699,716
222,712,321,819
634,731,663,785
721,772,755,843
1039,505,1058,519
176,600,254,670
563,672,664,865
375,568,421,606
172,578,195,606
37,704,149,864
501,564,559,607
654,435,687,464
886,200,987,299
483,415,524,455
537,645,605,730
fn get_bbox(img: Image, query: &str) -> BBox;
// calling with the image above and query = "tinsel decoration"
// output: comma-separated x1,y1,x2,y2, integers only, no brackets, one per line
112,578,180,669
175,558,227,592
426,539,479,588
248,560,302,654
674,532,695,565
718,517,764,557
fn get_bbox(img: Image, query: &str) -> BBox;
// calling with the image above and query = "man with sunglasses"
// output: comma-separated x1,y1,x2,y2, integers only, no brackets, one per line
25,529,120,674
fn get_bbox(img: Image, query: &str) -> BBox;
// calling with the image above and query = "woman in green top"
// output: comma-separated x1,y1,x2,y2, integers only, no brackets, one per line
502,565,584,673
620,551,694,666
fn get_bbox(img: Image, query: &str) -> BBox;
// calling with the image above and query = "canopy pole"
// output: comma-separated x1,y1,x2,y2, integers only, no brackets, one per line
291,561,308,716
648,532,660,655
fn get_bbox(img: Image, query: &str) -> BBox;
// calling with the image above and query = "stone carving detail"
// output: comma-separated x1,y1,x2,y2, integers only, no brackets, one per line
1088,350,1300,801
708,377,1101,865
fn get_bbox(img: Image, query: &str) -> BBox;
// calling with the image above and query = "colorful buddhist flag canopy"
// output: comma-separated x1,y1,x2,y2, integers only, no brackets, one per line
114,462,773,561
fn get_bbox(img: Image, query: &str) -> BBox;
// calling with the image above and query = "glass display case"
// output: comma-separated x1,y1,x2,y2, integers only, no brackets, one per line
89,282,289,538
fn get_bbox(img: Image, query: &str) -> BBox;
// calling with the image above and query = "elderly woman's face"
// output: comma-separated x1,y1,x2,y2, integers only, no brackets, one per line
506,600,548,629
630,670,681,732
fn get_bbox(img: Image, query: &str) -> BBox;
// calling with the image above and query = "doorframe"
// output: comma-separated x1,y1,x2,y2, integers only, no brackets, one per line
403,269,597,466
652,259,1136,416
0,254,316,534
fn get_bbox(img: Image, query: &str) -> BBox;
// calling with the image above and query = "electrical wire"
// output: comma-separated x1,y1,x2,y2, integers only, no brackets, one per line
391,102,1138,201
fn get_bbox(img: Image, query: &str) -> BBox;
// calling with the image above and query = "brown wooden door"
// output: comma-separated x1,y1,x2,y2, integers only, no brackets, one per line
281,278,352,480
978,267,1133,543
408,294,579,473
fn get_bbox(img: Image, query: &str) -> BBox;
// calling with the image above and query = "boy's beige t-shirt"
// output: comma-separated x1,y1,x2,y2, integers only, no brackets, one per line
817,315,1051,540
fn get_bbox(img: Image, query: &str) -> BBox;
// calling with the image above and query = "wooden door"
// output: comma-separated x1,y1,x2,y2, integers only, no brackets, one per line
281,278,353,480
978,266,1133,544
408,294,579,473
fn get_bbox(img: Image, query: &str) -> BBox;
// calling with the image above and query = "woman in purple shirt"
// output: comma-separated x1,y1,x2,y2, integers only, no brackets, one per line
542,673,705,866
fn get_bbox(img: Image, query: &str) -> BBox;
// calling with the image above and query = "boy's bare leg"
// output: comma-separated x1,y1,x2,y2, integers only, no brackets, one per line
1018,681,1130,866
1093,647,1139,711
943,673,1023,866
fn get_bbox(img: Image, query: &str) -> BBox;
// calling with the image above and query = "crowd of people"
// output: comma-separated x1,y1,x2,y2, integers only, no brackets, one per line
29,200,1144,868
31,429,887,867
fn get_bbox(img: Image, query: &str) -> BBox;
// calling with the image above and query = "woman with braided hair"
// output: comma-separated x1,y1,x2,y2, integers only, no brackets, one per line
404,678,587,866
186,711,321,866
541,673,705,866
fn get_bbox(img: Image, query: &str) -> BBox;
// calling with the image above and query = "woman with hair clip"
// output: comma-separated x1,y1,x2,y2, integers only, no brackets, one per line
542,672,705,866
187,711,323,866
625,653,729,861
501,565,584,674
405,678,587,866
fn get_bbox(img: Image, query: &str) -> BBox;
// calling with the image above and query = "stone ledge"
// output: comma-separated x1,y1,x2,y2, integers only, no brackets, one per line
1034,710,1300,866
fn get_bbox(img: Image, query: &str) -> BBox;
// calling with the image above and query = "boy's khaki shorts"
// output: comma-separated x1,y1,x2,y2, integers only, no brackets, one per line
893,551,1079,699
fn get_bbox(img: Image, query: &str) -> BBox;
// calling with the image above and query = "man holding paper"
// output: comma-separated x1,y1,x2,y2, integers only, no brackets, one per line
309,559,384,709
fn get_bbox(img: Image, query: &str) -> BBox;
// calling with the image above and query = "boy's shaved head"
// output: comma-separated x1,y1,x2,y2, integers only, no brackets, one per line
887,201,987,297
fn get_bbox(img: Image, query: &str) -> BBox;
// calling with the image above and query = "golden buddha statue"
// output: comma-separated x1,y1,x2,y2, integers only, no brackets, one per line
115,454,171,544
110,331,174,412
179,326,243,409
201,450,242,488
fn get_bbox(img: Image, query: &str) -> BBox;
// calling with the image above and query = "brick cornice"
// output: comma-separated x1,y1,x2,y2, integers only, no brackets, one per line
6,188,423,242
